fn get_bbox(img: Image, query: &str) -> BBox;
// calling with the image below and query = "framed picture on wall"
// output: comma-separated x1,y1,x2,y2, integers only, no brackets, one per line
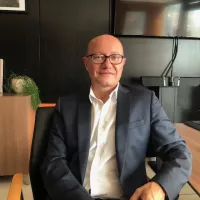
0,0,27,12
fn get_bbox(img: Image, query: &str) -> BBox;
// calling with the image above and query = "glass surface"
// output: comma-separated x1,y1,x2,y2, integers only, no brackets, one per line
115,0,200,38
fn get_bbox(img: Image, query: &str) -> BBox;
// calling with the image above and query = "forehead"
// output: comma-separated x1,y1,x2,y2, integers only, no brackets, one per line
87,37,123,55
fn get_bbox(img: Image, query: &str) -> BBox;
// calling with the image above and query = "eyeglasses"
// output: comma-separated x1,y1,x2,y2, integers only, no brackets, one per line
87,54,124,64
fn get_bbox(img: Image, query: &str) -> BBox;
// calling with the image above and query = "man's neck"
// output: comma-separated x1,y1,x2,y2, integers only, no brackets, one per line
91,84,118,103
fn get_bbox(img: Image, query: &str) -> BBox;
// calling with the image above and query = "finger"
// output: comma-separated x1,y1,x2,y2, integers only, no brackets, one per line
130,188,142,200
139,193,151,200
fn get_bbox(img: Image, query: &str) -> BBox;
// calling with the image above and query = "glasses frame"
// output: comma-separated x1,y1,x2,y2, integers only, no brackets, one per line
86,54,124,64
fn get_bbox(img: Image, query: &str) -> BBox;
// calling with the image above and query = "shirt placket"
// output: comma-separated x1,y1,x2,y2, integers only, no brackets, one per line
90,100,104,194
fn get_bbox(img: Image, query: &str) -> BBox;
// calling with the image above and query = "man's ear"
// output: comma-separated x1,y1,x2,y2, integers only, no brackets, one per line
82,57,88,69
123,58,126,65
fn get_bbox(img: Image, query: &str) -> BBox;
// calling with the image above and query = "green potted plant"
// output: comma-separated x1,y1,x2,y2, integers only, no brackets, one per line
5,72,41,110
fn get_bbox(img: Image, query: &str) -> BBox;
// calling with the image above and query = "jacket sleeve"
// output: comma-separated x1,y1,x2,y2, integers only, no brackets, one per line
149,91,192,200
40,99,93,200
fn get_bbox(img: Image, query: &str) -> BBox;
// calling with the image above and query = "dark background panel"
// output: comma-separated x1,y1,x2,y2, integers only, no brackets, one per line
39,0,111,102
119,37,200,82
0,0,40,85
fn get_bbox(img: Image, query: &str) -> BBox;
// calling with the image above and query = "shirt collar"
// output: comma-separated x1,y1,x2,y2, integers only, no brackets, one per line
89,83,119,104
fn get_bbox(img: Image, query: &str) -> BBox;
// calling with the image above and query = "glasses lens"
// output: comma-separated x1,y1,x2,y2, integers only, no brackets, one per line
110,54,123,64
92,54,105,64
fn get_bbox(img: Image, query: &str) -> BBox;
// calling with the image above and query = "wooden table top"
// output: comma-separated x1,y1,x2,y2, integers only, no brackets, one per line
175,123,200,196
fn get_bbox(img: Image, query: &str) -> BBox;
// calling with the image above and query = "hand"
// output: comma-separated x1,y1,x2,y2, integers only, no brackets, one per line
130,181,165,200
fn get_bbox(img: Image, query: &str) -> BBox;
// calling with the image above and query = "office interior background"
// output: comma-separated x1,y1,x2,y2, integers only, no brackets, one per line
0,0,200,123
0,1,200,200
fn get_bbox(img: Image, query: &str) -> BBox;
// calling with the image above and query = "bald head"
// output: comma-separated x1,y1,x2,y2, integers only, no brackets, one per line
87,34,124,55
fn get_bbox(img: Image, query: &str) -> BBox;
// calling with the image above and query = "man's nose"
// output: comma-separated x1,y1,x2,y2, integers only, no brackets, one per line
102,57,112,67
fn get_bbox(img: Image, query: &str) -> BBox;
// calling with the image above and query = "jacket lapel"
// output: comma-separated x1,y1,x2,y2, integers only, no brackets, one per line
77,96,91,183
115,85,131,180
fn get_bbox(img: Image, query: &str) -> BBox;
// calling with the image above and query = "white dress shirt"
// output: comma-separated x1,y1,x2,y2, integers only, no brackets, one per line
83,84,124,199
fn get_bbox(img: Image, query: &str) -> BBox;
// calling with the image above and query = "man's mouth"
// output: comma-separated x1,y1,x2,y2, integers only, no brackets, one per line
99,72,114,75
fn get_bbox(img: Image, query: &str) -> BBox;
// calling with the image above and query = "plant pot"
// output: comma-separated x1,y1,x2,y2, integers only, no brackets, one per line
11,78,25,93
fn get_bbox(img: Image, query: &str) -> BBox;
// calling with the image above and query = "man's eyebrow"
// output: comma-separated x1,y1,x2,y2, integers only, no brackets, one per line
87,52,123,56
87,52,104,55
110,52,122,54
96,52,122,54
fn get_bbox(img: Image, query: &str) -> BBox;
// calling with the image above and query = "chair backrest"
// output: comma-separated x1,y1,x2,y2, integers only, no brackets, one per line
29,106,55,200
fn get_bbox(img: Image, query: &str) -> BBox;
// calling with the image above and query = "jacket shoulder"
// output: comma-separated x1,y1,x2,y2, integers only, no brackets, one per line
55,93,85,113
121,84,153,97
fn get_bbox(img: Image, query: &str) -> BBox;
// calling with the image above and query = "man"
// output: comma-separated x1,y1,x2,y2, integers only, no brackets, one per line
40,34,192,200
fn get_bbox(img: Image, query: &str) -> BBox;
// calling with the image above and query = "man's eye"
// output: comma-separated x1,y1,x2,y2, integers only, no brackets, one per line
111,55,120,60
94,55,104,59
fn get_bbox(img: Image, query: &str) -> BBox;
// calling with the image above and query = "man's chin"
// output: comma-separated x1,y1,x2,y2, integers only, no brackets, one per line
97,81,117,88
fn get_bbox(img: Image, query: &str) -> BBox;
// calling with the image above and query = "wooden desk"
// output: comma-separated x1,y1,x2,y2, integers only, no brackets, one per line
175,123,200,196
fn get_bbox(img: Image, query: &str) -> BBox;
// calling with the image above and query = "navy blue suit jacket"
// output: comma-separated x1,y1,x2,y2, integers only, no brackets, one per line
40,85,192,200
